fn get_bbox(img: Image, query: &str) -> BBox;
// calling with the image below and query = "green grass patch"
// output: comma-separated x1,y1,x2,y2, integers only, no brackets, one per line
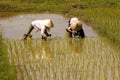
0,34,17,80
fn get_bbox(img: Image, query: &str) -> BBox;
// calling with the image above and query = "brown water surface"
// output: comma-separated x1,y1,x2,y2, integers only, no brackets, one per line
0,13,98,39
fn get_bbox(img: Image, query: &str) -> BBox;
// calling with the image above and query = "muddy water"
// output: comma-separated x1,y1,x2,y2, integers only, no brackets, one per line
0,13,98,39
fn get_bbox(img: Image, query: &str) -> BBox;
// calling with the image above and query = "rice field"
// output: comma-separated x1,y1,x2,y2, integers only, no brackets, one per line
3,37,120,80
0,0,120,80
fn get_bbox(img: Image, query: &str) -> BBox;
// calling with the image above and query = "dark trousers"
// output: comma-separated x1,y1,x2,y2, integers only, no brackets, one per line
74,28,85,38
26,25,34,35
23,25,34,39
66,28,85,38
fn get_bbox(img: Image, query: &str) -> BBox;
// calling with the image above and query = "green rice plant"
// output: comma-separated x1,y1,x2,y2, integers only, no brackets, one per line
0,35,16,80
3,37,120,80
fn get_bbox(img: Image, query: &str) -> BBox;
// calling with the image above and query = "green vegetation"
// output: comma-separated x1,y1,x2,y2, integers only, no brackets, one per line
0,34,16,80
0,0,120,48
3,38,120,80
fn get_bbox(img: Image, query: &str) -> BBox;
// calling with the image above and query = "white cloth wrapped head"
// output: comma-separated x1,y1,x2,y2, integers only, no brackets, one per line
70,17,79,24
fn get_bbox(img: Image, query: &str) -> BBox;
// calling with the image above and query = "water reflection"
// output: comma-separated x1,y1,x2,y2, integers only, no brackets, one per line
66,38,84,55
22,39,54,61
40,40,54,60
0,13,98,39
0,13,68,39
4,39,85,80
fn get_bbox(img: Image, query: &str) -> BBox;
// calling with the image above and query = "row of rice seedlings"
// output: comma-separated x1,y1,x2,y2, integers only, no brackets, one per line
83,38,120,80
3,38,120,80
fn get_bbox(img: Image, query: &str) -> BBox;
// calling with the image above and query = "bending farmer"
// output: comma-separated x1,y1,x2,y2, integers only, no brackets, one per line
66,17,85,38
23,19,54,40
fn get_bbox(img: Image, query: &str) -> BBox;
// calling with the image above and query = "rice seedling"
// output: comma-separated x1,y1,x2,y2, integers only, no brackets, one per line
0,34,17,80
3,37,120,80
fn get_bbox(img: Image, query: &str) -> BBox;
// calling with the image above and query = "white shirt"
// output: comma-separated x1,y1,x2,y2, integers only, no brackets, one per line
31,20,46,37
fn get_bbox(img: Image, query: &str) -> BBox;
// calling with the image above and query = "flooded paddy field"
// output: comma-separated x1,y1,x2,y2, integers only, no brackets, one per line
0,13,97,39
0,13,120,80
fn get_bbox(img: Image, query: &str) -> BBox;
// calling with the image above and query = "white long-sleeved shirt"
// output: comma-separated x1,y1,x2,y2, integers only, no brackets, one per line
31,20,46,37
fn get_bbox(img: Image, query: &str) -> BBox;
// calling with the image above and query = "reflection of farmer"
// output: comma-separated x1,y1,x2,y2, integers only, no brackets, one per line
67,38,84,55
40,41,53,59
23,19,54,40
66,17,85,38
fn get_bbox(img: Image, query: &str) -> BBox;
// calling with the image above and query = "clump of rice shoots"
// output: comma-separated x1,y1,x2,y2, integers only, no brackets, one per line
3,37,120,80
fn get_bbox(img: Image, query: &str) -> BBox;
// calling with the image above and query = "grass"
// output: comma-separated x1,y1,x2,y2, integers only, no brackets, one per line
0,34,16,80
73,7,120,48
3,38,120,80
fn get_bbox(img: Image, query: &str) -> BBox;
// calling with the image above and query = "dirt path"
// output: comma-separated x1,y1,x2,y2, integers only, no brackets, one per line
0,13,98,39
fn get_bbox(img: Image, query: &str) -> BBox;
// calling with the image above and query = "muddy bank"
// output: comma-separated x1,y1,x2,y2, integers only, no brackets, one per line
0,13,98,39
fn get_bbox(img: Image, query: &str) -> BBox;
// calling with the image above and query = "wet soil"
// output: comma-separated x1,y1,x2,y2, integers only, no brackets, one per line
0,13,98,39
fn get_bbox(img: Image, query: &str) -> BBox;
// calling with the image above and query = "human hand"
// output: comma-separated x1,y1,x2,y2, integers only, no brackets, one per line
47,33,51,37
66,28,72,33
72,31,77,34
42,36,47,40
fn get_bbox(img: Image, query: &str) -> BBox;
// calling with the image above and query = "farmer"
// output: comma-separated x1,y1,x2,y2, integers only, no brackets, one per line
23,19,54,40
66,17,85,38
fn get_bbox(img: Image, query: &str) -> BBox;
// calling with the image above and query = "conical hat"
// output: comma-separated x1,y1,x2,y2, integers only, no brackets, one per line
70,21,82,31
43,19,54,28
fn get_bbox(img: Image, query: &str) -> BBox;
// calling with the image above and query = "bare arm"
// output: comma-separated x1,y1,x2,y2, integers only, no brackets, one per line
66,27,77,34
44,29,51,36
